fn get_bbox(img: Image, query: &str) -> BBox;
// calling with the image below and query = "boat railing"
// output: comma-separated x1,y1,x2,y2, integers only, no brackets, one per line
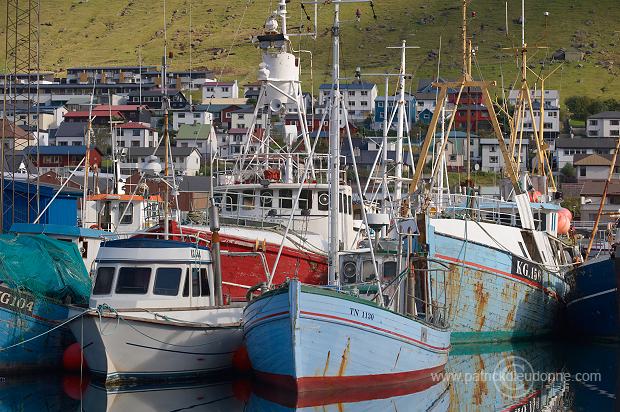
408,259,450,330
428,192,541,227
213,153,347,185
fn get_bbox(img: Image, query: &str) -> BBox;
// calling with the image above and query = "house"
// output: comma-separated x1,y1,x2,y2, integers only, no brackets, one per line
93,104,151,124
174,124,217,158
480,138,528,172
0,102,67,132
202,104,243,129
243,82,262,100
24,145,102,174
586,111,620,138
555,138,617,169
53,122,88,146
507,89,561,140
318,82,377,122
230,106,268,130
218,128,264,157
126,89,188,110
0,118,34,151
168,70,215,91
120,146,201,176
171,105,214,131
580,180,620,224
115,122,158,148
202,81,239,100
373,94,417,130
63,109,125,125
66,66,158,85
431,131,480,171
573,153,619,181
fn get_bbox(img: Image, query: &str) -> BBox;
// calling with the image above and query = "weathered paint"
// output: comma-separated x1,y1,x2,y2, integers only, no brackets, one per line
243,280,450,391
427,218,568,344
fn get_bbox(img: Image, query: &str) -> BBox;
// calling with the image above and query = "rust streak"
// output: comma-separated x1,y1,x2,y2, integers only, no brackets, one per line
338,338,351,377
474,280,489,331
472,354,489,406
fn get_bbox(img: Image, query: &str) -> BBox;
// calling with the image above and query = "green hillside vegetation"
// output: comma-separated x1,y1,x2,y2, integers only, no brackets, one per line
2,0,620,102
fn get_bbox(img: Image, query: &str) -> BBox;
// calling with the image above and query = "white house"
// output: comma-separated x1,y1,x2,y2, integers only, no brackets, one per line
507,89,561,140
573,153,620,181
507,89,560,108
115,122,158,148
555,137,617,169
172,107,214,131
202,81,239,100
586,111,620,138
53,121,87,146
175,124,217,159
218,128,263,157
230,106,268,130
318,82,377,122
121,146,202,176
580,181,620,224
480,138,528,172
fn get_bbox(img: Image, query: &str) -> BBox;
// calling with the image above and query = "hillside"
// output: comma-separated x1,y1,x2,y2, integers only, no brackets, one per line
2,0,620,101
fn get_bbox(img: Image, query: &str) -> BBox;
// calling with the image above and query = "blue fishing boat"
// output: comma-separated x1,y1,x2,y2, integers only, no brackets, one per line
565,255,619,340
0,233,91,371
424,200,571,344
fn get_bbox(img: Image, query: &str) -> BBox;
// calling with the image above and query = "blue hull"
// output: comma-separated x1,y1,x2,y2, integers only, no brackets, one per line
427,219,567,344
0,286,73,371
566,256,619,339
243,280,450,391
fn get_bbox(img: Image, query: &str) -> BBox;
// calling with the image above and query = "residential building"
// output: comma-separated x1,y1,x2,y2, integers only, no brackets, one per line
115,122,158,148
555,138,617,169
0,118,34,151
580,181,620,224
168,70,215,90
480,138,528,172
373,94,417,130
230,106,268,130
218,128,264,157
66,66,157,85
171,106,214,131
24,145,102,174
507,89,560,108
431,131,480,171
121,146,201,176
53,122,88,146
202,81,239,100
508,89,561,140
174,124,217,158
243,82,262,100
318,82,377,122
93,104,151,123
64,109,125,125
586,111,620,138
126,89,188,110
573,153,620,181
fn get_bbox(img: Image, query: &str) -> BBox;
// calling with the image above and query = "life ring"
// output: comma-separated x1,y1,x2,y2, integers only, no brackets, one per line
89,224,101,230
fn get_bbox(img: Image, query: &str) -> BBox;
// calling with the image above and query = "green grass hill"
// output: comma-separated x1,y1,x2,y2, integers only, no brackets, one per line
2,0,620,101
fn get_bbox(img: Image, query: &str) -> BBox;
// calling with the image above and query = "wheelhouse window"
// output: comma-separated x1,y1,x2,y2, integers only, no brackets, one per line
119,202,133,225
241,190,255,210
362,260,375,281
383,261,397,279
189,267,210,297
279,189,293,209
93,267,115,295
153,268,182,296
225,193,238,212
298,189,312,210
115,267,151,294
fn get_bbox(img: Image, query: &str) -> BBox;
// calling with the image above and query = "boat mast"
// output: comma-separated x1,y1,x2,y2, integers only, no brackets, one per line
394,40,407,207
327,1,342,285
162,0,170,239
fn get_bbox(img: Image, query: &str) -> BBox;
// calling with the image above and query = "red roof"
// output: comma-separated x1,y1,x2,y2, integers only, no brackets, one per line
118,122,153,130
64,110,124,118
94,104,147,112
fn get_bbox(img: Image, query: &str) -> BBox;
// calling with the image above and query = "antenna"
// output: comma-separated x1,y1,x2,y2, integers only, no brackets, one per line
521,0,525,47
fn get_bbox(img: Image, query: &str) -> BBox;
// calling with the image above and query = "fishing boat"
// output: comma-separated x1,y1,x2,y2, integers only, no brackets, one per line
69,236,244,385
399,1,573,344
565,138,620,340
243,2,450,393
150,0,361,301
0,233,91,372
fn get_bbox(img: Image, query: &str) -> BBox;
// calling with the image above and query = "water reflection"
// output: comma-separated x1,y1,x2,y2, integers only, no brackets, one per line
2,341,618,411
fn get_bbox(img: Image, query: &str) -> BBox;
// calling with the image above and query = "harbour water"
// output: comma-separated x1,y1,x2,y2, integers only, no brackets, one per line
2,340,616,411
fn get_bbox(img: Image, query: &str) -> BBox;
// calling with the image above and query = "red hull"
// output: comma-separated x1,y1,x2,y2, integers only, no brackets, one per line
149,224,327,301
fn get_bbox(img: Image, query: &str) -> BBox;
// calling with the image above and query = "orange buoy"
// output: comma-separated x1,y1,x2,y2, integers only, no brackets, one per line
557,214,570,235
232,345,252,374
63,342,87,371
558,207,573,222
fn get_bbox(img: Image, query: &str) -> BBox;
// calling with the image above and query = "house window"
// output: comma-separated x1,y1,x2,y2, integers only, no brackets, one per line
580,167,586,177
361,91,368,96
178,113,186,118
377,102,383,107
132,129,141,136
489,156,499,164
589,130,599,137
72,142,81,146
206,87,214,92
58,141,68,146
611,130,620,137
226,112,232,118
194,113,200,118
489,146,496,152
449,155,457,161
131,141,140,147
348,91,355,96
238,123,245,129
222,87,229,92
611,120,620,126
544,122,553,129
361,101,368,106
238,114,245,120
348,101,355,107
589,119,598,126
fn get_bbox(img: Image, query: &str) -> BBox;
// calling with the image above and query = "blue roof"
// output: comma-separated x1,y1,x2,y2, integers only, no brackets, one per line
23,145,100,156
102,237,210,251
10,223,116,239
319,83,376,90
435,131,479,138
